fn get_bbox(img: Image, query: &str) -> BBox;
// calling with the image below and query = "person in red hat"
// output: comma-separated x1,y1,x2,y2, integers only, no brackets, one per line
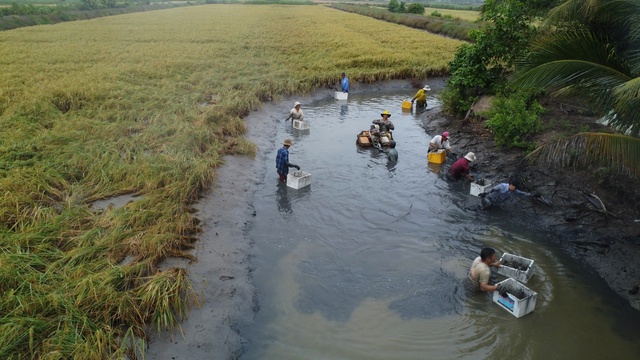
428,131,454,155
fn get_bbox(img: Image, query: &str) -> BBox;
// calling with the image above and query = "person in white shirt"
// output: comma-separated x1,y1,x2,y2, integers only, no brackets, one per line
285,101,304,122
429,131,454,155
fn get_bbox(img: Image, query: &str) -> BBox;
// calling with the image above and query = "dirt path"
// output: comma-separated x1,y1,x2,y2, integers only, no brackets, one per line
145,100,285,359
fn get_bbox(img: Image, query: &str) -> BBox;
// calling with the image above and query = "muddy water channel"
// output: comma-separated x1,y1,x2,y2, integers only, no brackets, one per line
240,89,640,359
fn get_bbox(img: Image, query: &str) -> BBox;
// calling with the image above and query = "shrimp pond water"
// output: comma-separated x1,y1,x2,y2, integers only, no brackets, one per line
239,87,640,359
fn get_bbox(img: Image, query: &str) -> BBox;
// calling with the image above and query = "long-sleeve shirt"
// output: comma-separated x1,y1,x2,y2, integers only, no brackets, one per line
286,108,304,121
412,89,427,103
341,77,349,92
372,119,394,132
275,146,290,175
485,183,532,205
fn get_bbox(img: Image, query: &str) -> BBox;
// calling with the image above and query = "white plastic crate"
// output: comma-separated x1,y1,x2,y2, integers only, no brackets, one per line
286,171,311,189
497,253,535,283
470,179,492,196
292,120,310,130
335,91,348,100
493,278,537,318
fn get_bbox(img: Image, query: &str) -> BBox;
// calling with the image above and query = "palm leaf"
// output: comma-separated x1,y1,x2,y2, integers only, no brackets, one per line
525,132,640,178
516,23,640,135
543,0,602,26
517,30,631,87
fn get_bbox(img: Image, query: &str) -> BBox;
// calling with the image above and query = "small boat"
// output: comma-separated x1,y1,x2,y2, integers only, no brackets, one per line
356,129,393,149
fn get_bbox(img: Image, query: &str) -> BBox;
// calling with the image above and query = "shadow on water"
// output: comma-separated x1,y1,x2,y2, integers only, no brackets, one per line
241,88,640,360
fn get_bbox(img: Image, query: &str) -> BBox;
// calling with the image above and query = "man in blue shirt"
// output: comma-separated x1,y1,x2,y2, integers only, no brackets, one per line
341,72,349,93
479,179,540,210
276,138,300,182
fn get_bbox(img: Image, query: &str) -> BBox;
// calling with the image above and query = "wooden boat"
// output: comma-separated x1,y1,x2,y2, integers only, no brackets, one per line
356,130,393,149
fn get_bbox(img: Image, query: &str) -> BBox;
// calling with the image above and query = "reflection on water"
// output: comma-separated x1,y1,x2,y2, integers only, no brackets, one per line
242,89,640,359
340,103,348,118
275,183,291,214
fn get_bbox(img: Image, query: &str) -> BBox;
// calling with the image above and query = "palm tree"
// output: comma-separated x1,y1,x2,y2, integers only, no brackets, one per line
515,0,640,136
525,132,640,178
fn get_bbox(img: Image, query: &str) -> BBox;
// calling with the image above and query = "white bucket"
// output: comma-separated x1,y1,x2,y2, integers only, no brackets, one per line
335,91,348,100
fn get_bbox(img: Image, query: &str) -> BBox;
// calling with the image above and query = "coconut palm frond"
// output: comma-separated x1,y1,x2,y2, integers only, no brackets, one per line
517,59,629,91
544,0,601,26
599,0,640,27
611,98,640,136
526,132,640,178
516,28,634,118
515,58,627,113
629,49,640,74
520,30,629,74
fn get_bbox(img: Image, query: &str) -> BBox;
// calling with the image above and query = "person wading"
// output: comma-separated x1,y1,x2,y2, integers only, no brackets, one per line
411,85,430,108
386,140,398,162
285,101,304,123
429,131,454,155
340,72,349,93
468,247,504,293
447,152,476,182
275,138,300,182
373,110,395,133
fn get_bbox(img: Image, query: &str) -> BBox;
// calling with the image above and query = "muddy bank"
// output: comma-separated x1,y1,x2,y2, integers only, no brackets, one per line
146,82,380,359
421,79,640,310
147,78,639,359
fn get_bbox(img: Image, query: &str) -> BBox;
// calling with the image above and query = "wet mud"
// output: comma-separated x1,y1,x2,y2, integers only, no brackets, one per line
501,260,530,271
422,83,640,311
147,79,640,360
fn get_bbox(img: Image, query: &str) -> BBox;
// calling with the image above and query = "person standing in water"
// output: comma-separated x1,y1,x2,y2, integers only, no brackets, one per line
275,138,300,182
340,72,349,93
285,101,304,123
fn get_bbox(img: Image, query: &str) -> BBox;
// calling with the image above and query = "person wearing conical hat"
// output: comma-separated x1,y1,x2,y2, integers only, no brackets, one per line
372,110,395,133
411,84,431,108
285,101,304,123
275,138,300,182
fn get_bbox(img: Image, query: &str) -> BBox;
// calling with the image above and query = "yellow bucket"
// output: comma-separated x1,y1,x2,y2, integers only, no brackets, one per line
428,150,447,164
401,100,412,111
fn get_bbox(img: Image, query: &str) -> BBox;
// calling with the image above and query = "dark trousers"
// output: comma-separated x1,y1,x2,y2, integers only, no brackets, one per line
481,197,493,210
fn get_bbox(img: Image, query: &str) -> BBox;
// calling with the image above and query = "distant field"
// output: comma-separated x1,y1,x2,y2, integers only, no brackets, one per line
0,4,463,357
424,7,480,22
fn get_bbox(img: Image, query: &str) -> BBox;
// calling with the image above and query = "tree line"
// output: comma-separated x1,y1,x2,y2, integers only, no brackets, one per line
0,0,155,17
